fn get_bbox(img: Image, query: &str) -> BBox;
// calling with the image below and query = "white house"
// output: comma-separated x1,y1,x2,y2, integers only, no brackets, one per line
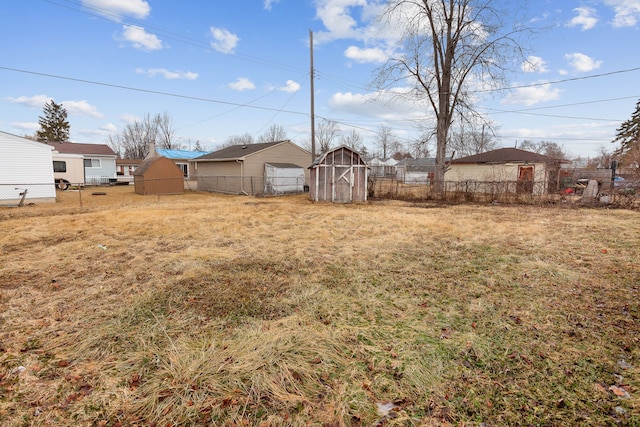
46,141,117,185
0,131,56,205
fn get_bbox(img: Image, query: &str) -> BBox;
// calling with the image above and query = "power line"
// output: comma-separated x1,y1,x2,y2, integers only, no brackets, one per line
494,95,640,112
485,109,621,122
474,67,640,93
0,66,309,117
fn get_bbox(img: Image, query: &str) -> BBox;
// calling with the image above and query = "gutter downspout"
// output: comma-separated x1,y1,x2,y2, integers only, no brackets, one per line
236,159,249,195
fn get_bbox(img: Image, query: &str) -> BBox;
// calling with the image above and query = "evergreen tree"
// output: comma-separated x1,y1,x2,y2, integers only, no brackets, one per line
613,99,640,155
37,100,70,142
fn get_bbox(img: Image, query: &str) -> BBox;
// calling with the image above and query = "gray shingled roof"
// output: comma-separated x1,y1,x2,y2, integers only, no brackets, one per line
47,141,116,156
194,141,285,161
451,148,561,164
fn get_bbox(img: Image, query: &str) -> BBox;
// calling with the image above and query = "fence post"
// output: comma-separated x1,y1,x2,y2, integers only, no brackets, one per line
78,185,83,210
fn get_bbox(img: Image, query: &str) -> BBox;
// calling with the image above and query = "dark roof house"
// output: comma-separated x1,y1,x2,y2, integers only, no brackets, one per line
192,140,311,195
451,148,563,164
446,147,565,195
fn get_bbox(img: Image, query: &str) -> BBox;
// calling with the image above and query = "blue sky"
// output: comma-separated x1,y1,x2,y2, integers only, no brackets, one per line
1,0,639,158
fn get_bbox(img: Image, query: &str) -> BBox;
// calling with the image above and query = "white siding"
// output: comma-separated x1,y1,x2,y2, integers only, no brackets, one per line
0,131,56,204
264,164,305,193
446,163,548,182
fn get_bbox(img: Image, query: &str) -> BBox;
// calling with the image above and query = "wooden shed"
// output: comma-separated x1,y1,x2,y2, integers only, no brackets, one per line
309,146,368,203
133,156,184,195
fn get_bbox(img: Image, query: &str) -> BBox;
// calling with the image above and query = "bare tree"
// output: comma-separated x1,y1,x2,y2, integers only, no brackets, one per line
376,0,530,194
107,112,179,158
375,125,399,158
316,118,340,153
220,133,255,149
257,124,288,143
586,145,613,169
448,123,499,158
156,111,179,149
340,129,367,154
519,140,568,160
408,132,433,159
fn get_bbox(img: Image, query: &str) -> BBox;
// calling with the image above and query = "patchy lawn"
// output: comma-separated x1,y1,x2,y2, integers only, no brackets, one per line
1,186,638,426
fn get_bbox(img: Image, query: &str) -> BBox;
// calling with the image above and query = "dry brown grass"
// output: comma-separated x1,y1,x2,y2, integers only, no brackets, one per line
1,186,639,426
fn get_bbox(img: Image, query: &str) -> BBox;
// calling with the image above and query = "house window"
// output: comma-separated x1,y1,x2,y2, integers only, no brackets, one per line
84,158,101,168
53,160,67,172
177,163,188,177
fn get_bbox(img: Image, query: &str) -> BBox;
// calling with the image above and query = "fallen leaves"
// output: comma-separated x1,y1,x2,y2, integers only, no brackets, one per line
608,385,631,399
129,373,142,390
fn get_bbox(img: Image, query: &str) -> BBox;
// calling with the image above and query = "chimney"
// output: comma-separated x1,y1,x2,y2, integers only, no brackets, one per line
146,141,158,159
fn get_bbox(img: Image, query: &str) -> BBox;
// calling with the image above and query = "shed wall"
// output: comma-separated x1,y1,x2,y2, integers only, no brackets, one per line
134,157,184,195
244,142,311,183
446,163,549,195
310,147,368,203
194,161,241,177
264,164,305,193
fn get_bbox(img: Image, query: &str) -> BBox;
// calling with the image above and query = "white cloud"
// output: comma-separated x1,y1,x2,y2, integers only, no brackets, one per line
61,100,103,118
501,83,561,106
314,0,370,44
564,52,602,72
81,0,151,20
604,0,640,27
136,68,199,80
4,95,101,118
5,94,52,108
11,122,39,132
121,25,162,50
210,27,239,54
120,114,139,124
100,123,118,133
228,77,255,91
263,0,280,11
567,7,598,30
521,56,548,73
280,80,301,93
344,46,387,63
328,88,426,121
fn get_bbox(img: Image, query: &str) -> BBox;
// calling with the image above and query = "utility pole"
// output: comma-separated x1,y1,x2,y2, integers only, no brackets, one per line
309,29,316,160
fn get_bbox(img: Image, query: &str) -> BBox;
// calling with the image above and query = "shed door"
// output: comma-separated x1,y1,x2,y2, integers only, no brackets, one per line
333,166,352,203
517,166,534,194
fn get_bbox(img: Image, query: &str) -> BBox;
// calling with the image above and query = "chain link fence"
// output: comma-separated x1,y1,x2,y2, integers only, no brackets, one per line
368,177,639,208
197,175,307,196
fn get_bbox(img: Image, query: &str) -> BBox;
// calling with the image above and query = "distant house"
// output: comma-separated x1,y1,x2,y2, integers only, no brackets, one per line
0,131,56,205
133,156,184,195
395,158,437,183
309,146,368,203
192,140,311,195
46,141,117,185
446,148,565,194
116,158,143,182
368,157,398,177
155,148,210,178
